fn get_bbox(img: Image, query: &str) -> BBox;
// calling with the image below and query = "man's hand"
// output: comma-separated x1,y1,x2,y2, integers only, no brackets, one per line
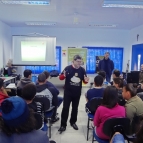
84,75,89,82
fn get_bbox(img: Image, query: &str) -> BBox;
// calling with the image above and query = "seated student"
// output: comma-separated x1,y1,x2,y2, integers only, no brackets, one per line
137,81,143,93
17,69,33,89
122,84,143,123
21,83,44,129
43,70,63,107
110,69,120,85
113,77,126,106
36,73,59,123
85,75,104,114
98,71,111,88
0,78,9,104
94,86,125,140
111,69,126,86
0,96,49,143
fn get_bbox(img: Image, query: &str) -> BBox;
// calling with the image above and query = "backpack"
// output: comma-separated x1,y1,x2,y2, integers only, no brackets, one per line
50,70,59,78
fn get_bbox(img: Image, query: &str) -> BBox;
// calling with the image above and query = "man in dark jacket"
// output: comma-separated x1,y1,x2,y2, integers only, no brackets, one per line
98,52,114,82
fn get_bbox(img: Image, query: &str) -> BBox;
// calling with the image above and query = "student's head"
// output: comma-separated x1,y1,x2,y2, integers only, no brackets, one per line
122,84,136,100
38,73,46,84
73,55,82,68
112,69,120,78
141,64,143,71
0,96,36,136
104,52,110,60
21,83,36,101
102,86,118,108
94,75,103,87
43,70,50,80
113,77,123,89
0,78,4,89
98,71,106,80
23,69,32,79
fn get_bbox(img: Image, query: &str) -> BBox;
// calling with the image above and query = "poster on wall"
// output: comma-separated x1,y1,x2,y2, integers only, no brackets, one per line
96,56,104,73
68,48,87,69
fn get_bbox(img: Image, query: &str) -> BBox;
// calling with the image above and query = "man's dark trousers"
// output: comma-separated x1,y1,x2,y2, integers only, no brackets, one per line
61,89,81,127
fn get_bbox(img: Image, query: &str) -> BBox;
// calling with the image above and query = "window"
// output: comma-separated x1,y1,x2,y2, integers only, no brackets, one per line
25,46,61,74
83,47,123,74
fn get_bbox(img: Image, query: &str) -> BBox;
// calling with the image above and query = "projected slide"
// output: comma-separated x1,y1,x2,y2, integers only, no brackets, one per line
21,41,46,61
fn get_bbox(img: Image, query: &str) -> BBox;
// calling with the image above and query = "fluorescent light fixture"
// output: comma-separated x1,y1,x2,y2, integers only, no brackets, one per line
103,0,143,8
25,22,56,26
0,0,50,5
89,23,116,28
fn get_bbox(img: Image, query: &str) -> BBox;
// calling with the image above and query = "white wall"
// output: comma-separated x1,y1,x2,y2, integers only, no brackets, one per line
11,27,130,72
0,21,12,68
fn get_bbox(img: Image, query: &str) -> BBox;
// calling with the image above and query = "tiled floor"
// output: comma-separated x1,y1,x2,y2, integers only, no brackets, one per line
50,88,98,143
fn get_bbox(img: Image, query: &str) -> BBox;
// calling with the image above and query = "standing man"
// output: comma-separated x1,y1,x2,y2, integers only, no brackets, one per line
58,55,89,133
98,52,114,82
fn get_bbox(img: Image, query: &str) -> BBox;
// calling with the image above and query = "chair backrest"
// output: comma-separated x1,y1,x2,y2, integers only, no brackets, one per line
103,118,130,137
17,87,22,97
131,115,143,134
137,92,143,101
33,96,50,112
89,97,103,114
34,112,43,130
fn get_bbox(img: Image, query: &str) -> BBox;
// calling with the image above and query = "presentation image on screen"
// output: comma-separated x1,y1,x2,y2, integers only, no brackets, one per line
21,41,46,61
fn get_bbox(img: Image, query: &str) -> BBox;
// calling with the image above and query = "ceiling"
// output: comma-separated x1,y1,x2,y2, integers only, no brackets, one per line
0,0,143,29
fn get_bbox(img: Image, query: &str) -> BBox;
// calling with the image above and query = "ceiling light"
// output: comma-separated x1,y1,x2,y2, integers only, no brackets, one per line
103,0,143,9
88,23,116,28
25,22,56,26
0,0,50,5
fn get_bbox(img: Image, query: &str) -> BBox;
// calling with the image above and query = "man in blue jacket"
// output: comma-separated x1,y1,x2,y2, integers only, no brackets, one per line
98,52,114,82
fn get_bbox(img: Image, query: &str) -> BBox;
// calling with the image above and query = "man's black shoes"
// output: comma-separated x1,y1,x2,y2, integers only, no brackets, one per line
71,123,78,130
58,126,66,134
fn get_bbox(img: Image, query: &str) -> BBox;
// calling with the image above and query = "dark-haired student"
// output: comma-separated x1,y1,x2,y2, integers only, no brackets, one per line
94,86,125,140
122,84,143,123
0,96,49,143
111,69,126,86
85,75,104,114
98,71,111,88
137,81,143,93
43,70,63,108
36,73,59,123
17,69,33,89
21,83,44,129
113,77,126,106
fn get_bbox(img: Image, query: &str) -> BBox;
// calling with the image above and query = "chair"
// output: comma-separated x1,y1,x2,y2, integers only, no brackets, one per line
34,112,43,130
92,118,135,143
137,92,143,101
33,96,53,138
131,115,143,134
17,87,22,97
87,97,103,141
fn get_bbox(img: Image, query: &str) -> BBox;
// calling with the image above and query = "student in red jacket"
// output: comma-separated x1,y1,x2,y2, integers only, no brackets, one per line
0,78,9,104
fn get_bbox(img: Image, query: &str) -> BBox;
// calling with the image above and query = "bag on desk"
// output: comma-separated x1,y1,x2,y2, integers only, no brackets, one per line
50,70,59,78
